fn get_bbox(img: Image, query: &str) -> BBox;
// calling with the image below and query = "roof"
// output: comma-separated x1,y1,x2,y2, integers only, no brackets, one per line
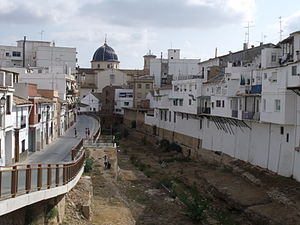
92,43,119,62
13,95,32,105
57,98,67,104
92,92,102,100
203,74,224,84
78,102,89,107
36,97,55,104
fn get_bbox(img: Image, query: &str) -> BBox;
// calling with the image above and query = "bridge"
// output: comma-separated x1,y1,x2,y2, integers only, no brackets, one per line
0,114,101,216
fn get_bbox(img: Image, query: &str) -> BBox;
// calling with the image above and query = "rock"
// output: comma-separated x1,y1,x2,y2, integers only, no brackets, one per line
82,205,91,220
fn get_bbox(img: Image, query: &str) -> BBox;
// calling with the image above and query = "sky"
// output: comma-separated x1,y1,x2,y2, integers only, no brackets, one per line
0,0,300,69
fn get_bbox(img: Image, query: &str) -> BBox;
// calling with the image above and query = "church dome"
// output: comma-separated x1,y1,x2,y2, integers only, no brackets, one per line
92,43,119,62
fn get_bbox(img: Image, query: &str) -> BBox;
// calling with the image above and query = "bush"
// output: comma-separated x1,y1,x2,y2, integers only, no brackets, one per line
159,139,170,150
84,157,94,173
167,142,182,153
131,120,136,128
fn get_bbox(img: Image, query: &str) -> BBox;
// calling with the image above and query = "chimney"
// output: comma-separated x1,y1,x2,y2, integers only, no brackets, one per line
215,47,218,58
23,36,26,67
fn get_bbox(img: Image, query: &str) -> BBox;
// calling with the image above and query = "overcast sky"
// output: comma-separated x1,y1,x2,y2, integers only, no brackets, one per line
0,0,300,69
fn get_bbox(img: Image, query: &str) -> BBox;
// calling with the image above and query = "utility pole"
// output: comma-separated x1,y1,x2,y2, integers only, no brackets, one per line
40,30,44,40
244,21,254,45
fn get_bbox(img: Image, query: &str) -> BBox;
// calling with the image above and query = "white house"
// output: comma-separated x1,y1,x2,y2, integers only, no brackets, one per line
0,69,17,165
12,96,32,163
0,39,76,72
150,49,200,88
79,92,101,113
114,89,133,115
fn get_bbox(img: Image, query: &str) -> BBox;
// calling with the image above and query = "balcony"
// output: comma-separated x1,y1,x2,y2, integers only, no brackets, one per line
242,111,260,120
232,110,238,118
250,85,262,94
197,107,211,114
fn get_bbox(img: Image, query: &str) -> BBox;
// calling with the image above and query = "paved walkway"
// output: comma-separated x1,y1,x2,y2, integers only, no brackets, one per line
22,115,99,164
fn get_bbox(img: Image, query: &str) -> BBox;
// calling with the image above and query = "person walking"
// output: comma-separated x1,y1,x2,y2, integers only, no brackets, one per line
87,128,90,137
74,128,77,138
85,128,88,138
103,155,108,168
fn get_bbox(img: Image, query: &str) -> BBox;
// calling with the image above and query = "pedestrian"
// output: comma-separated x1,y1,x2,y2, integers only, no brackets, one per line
74,128,77,138
107,161,111,169
85,128,88,138
87,128,90,137
103,155,108,168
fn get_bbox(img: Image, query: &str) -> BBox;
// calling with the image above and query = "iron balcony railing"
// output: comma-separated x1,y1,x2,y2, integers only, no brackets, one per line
197,107,211,114
242,111,260,120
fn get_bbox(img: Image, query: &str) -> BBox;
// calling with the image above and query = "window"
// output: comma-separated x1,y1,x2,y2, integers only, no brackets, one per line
212,102,214,109
12,51,21,57
83,95,86,98
239,99,242,110
182,113,184,119
186,114,189,120
21,140,25,152
264,73,267,79
160,110,163,120
164,111,167,121
179,99,183,106
146,84,150,89
124,102,129,106
271,53,276,62
216,100,221,107
189,99,192,105
222,100,225,107
292,66,298,76
286,133,289,142
98,64,100,68
274,99,280,112
137,84,142,88
6,95,11,115
280,127,284,135
174,112,176,123
5,52,9,57
169,111,171,122
270,72,277,82
263,99,266,112
199,119,202,129
110,74,115,83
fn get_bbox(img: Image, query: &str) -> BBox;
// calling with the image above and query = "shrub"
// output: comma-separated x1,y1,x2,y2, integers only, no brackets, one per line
84,157,94,173
167,142,182,153
131,120,136,128
159,139,170,150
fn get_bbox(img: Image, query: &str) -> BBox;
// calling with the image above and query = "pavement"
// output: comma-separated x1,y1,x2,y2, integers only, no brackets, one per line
21,114,99,164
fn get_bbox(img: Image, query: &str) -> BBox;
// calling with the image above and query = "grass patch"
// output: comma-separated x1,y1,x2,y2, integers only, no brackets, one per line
159,157,191,164
126,187,149,203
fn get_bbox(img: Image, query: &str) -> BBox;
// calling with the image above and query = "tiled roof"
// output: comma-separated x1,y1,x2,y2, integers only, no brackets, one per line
37,97,55,103
13,95,32,105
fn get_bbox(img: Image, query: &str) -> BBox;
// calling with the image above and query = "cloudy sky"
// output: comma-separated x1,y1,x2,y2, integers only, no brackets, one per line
0,0,299,69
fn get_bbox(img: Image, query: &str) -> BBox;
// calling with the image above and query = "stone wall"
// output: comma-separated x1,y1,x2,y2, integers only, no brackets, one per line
0,195,66,225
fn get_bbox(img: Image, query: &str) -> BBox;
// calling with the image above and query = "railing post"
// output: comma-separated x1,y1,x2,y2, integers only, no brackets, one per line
26,165,31,193
11,166,18,197
71,149,74,161
56,164,59,186
63,165,67,185
47,164,51,189
0,170,2,197
37,164,42,190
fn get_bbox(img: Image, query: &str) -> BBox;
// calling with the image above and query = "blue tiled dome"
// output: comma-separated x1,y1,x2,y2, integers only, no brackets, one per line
92,43,119,62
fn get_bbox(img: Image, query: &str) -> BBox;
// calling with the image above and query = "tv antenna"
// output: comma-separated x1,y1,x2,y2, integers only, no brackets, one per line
40,30,44,40
279,16,283,41
244,21,254,44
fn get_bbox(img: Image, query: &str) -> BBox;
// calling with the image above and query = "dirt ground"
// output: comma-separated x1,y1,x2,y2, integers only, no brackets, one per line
64,133,300,225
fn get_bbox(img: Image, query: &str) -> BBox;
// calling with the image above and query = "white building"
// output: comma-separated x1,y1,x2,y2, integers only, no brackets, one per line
144,31,300,182
79,92,101,112
150,49,200,88
0,69,16,165
0,39,76,72
13,96,32,163
114,89,133,114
